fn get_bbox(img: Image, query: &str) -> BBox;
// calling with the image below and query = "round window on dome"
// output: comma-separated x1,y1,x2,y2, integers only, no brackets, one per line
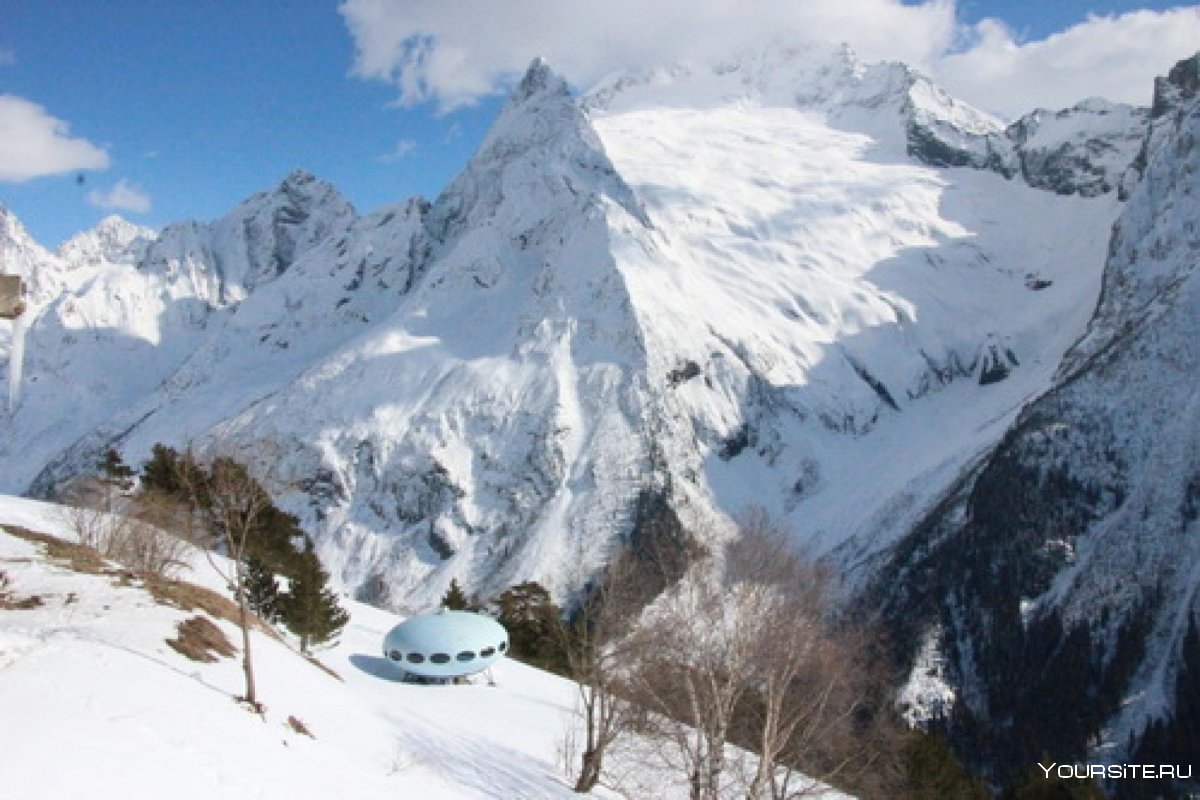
456,651,476,662
388,650,402,661
430,653,451,664
480,646,495,658
406,653,426,664
498,641,507,652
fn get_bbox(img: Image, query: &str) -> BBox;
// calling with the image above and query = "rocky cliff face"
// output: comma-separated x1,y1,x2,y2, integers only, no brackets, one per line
906,92,1148,197
872,52,1200,788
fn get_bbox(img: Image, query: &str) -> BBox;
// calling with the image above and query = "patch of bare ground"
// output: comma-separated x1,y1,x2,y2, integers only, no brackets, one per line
303,653,343,682
2,524,274,632
3,525,108,574
0,567,43,609
0,593,44,610
142,574,245,627
287,715,315,738
2,524,341,682
166,615,237,663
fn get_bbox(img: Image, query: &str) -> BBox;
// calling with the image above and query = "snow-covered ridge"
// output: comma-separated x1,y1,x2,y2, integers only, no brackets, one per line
0,46,1154,621
141,169,357,308
584,42,1147,198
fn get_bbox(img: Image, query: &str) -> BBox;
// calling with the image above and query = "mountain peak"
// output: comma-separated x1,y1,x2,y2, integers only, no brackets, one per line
56,215,155,265
267,168,346,209
280,168,319,190
512,57,569,104
1151,50,1200,118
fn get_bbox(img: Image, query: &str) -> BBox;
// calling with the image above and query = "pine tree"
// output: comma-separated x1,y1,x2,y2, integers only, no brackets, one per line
442,578,469,610
99,448,135,492
85,447,136,511
141,444,191,496
244,556,282,623
280,549,348,654
492,581,567,673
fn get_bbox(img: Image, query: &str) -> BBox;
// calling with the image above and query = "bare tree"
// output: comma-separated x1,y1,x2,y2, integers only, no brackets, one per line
59,501,111,553
172,450,276,710
624,508,899,800
726,509,881,798
58,482,189,579
623,543,753,800
118,490,193,578
562,547,649,793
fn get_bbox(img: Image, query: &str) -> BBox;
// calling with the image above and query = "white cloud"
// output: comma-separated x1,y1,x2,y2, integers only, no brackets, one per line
378,137,418,162
0,48,15,66
0,94,109,182
338,1,1200,119
87,179,152,215
940,9,1200,117
338,0,957,110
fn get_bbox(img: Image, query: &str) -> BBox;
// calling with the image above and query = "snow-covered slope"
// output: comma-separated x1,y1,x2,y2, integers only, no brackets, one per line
1,494,854,799
4,494,764,800
870,53,1200,784
583,47,1127,579
1,45,1142,614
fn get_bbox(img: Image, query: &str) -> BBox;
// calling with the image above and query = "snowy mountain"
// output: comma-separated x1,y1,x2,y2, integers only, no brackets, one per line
1,44,1141,602
55,214,155,267
1,42,1194,783
871,53,1200,783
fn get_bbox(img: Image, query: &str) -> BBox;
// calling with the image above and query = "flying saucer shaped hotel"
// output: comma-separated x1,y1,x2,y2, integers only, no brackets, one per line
382,609,509,680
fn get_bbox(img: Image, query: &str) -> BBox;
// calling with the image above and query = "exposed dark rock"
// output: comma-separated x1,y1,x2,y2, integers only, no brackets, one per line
717,424,751,461
1152,53,1200,119
667,360,702,386
845,353,900,411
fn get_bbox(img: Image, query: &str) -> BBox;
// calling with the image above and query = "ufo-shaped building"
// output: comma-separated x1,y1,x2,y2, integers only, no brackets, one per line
382,609,509,681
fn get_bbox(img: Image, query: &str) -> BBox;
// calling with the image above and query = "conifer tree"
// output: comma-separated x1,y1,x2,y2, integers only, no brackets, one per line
140,444,199,497
244,556,282,623
442,577,470,610
82,447,136,511
492,581,567,672
99,448,135,492
281,549,349,654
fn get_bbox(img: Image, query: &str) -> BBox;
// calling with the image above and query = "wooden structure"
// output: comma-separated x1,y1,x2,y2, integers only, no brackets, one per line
0,275,24,320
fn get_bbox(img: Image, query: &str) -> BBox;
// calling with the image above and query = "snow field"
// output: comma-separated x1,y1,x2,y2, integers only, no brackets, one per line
6,494,817,799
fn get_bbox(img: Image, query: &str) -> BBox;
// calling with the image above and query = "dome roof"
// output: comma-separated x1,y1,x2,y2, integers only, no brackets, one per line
382,609,509,679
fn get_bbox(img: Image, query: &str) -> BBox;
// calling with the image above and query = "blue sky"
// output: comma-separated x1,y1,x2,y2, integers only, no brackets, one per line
1,1,1197,246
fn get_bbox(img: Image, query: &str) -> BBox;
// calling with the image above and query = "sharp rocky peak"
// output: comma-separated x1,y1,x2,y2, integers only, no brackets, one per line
0,204,32,244
134,169,357,305
431,55,648,240
241,168,354,219
512,56,570,104
1151,51,1200,118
